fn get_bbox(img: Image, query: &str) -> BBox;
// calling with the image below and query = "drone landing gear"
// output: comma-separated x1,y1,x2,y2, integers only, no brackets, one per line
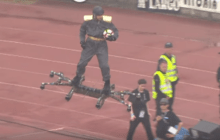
40,71,132,110
65,76,85,101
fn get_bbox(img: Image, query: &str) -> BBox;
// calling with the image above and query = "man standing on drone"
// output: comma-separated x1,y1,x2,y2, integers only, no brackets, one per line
71,6,119,95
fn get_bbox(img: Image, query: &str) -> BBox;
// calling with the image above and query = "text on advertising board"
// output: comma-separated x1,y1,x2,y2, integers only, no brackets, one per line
180,0,219,13
148,0,181,11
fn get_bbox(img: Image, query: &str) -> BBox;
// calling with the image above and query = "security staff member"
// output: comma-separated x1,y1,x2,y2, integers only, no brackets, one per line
71,6,119,95
127,79,154,140
153,59,173,120
217,64,220,84
158,42,179,112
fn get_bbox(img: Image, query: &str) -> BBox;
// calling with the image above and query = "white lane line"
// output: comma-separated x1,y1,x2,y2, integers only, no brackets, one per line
8,127,64,139
0,96,200,122
0,73,218,108
0,52,218,91
0,96,130,123
0,66,218,107
0,112,123,140
0,24,215,51
0,81,206,121
0,39,216,74
0,26,72,37
49,127,64,131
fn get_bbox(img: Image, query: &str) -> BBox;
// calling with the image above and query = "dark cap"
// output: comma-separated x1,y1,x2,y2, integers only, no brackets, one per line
138,79,147,85
160,98,169,104
93,6,104,16
158,58,167,65
165,42,173,48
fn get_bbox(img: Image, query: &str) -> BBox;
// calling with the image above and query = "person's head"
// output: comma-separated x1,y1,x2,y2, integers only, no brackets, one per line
160,98,169,110
138,79,147,92
165,42,173,56
93,6,104,21
158,59,167,73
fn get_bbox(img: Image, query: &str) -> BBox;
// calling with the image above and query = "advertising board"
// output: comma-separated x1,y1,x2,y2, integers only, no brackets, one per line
137,0,220,13
180,0,220,13
137,0,181,13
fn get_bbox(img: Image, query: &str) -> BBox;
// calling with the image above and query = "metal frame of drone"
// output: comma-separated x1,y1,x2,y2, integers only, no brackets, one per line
40,71,132,110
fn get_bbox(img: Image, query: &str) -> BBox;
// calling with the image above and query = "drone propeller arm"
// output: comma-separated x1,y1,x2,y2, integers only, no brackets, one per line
40,71,133,110
78,85,102,93
42,82,71,86
40,82,71,89
110,94,128,105
50,71,71,82
50,71,63,77
40,71,74,89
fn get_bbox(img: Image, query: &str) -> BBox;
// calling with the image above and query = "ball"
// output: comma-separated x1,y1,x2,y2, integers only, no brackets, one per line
103,29,114,38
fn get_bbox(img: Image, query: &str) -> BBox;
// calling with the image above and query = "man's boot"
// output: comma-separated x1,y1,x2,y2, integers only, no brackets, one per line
71,75,81,87
102,80,111,95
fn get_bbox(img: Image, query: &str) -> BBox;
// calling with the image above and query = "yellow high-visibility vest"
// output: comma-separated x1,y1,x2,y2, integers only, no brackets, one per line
83,15,112,22
152,71,173,99
160,54,178,82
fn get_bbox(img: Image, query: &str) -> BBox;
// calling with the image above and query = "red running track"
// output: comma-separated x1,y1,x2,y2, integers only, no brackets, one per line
0,0,219,140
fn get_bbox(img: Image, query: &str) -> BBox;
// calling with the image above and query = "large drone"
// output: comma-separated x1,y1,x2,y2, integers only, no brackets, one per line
40,71,132,110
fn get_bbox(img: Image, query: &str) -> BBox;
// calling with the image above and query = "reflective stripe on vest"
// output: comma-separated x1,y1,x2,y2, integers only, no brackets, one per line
103,15,112,22
83,15,112,22
160,55,178,82
152,71,173,99
84,15,93,21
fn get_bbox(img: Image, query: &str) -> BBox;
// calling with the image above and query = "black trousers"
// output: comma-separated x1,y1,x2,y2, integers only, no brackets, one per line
155,98,162,119
127,116,154,140
168,80,178,111
76,38,110,81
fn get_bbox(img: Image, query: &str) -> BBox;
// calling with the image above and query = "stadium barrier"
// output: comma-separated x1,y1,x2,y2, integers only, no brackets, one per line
76,0,220,21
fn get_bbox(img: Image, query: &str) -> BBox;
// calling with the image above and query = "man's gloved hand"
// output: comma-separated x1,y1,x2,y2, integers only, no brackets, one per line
106,35,116,41
80,41,86,49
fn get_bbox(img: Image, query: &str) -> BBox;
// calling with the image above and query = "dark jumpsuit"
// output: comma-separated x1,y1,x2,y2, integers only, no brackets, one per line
76,17,119,81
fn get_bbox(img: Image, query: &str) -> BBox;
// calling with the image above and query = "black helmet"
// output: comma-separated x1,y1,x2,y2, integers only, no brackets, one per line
165,42,173,48
93,6,104,16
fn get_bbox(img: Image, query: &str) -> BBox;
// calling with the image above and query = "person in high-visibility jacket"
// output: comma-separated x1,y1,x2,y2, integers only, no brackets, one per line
152,58,173,120
217,64,220,84
158,42,179,112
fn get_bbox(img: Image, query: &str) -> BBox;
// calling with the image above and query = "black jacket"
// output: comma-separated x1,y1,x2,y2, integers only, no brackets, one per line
156,111,181,140
154,70,167,100
80,18,119,42
128,89,150,118
217,66,220,83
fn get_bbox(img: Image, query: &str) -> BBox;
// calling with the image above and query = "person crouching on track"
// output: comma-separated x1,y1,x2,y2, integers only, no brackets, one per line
154,98,188,140
126,79,154,140
71,6,119,95
152,59,173,121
